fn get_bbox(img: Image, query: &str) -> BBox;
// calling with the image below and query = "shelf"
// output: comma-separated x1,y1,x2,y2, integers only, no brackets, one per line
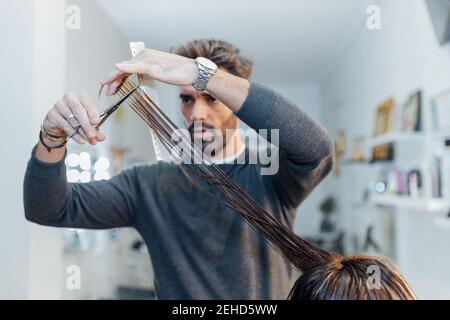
368,132,424,147
372,194,449,213
342,160,369,166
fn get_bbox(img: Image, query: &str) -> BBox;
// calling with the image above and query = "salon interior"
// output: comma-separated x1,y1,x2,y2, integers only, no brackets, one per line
2,0,450,300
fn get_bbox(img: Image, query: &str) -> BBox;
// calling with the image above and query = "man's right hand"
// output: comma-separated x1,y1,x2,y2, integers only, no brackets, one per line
43,92,106,145
36,92,106,164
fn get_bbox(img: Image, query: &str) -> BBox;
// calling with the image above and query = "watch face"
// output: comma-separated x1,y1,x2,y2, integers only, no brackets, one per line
197,57,217,70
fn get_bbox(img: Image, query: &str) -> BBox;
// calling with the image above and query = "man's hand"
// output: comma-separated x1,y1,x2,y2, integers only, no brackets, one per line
43,92,105,145
36,92,106,163
101,48,250,113
101,48,198,96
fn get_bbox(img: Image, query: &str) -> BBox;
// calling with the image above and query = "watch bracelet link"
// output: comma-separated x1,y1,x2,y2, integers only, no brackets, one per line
193,66,210,91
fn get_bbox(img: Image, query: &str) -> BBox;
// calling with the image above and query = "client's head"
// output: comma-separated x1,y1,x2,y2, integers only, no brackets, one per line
220,196,417,300
288,254,416,300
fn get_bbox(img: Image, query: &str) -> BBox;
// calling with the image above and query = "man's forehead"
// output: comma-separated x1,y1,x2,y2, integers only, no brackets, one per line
179,86,209,97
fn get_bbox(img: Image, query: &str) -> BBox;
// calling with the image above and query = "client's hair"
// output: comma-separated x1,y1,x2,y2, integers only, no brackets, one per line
288,253,415,300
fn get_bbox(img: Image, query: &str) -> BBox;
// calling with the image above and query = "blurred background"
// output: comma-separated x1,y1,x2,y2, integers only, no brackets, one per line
1,0,450,299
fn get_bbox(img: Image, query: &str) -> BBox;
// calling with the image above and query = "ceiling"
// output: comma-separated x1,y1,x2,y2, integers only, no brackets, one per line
96,0,372,83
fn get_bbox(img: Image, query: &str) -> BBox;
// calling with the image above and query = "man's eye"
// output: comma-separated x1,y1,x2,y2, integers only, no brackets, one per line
181,97,193,104
207,96,217,103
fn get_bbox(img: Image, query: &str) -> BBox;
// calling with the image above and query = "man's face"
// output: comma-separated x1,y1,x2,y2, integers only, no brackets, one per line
179,85,239,154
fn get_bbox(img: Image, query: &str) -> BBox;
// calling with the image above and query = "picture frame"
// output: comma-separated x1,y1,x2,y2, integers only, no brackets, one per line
431,88,450,133
335,129,346,157
401,91,422,132
374,98,394,136
351,136,365,162
371,143,394,163
334,129,347,176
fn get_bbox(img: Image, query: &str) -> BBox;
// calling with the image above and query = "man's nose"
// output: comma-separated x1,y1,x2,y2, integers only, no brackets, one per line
190,101,208,121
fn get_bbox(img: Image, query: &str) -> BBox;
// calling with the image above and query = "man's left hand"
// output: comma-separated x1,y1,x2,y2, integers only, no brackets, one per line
101,48,198,96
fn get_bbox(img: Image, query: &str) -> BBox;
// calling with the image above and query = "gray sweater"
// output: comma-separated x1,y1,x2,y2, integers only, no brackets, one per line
23,81,334,300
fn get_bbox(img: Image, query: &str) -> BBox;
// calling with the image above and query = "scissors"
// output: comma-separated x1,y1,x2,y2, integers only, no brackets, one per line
68,84,139,141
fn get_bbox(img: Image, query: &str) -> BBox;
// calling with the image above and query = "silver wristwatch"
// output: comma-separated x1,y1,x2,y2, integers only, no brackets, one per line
192,57,217,91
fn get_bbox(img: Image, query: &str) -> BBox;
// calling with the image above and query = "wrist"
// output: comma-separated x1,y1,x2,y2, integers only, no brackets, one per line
204,69,250,113
192,57,217,91
39,129,67,152
187,59,199,84
35,138,66,163
40,134,63,148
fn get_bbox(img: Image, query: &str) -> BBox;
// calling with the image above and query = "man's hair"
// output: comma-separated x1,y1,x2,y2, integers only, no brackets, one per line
170,39,253,79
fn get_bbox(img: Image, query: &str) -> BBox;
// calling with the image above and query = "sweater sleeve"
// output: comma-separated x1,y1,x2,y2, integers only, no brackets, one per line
23,145,139,229
235,81,335,209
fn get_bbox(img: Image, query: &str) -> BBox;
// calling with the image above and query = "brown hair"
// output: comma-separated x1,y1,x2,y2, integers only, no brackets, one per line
170,39,253,79
116,73,416,301
289,254,416,300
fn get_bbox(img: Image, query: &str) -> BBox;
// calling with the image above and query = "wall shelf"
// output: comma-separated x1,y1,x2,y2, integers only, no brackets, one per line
368,132,424,148
372,194,449,213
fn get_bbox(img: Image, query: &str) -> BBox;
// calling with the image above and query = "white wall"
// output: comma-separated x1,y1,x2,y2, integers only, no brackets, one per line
0,0,34,299
322,0,450,299
28,0,68,299
0,0,67,299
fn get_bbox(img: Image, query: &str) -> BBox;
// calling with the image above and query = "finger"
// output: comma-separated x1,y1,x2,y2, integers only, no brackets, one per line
101,70,125,85
102,73,127,96
44,111,64,135
106,82,121,96
96,130,106,142
70,133,86,145
50,109,79,140
105,62,151,96
115,62,152,75
79,92,101,126
55,99,90,141
76,125,90,142
64,93,97,142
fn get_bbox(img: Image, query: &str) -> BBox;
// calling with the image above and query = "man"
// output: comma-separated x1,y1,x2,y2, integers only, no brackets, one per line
24,39,334,299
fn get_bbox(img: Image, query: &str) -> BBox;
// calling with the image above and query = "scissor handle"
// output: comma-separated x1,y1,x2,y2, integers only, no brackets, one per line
67,85,139,141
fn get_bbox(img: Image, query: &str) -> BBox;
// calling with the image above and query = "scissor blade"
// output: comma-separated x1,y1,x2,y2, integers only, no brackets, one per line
96,85,139,128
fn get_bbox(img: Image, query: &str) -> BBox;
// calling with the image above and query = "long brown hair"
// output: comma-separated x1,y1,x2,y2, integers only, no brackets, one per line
115,73,416,300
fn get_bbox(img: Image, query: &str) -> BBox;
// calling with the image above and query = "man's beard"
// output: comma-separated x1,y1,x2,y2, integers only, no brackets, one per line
188,121,234,157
